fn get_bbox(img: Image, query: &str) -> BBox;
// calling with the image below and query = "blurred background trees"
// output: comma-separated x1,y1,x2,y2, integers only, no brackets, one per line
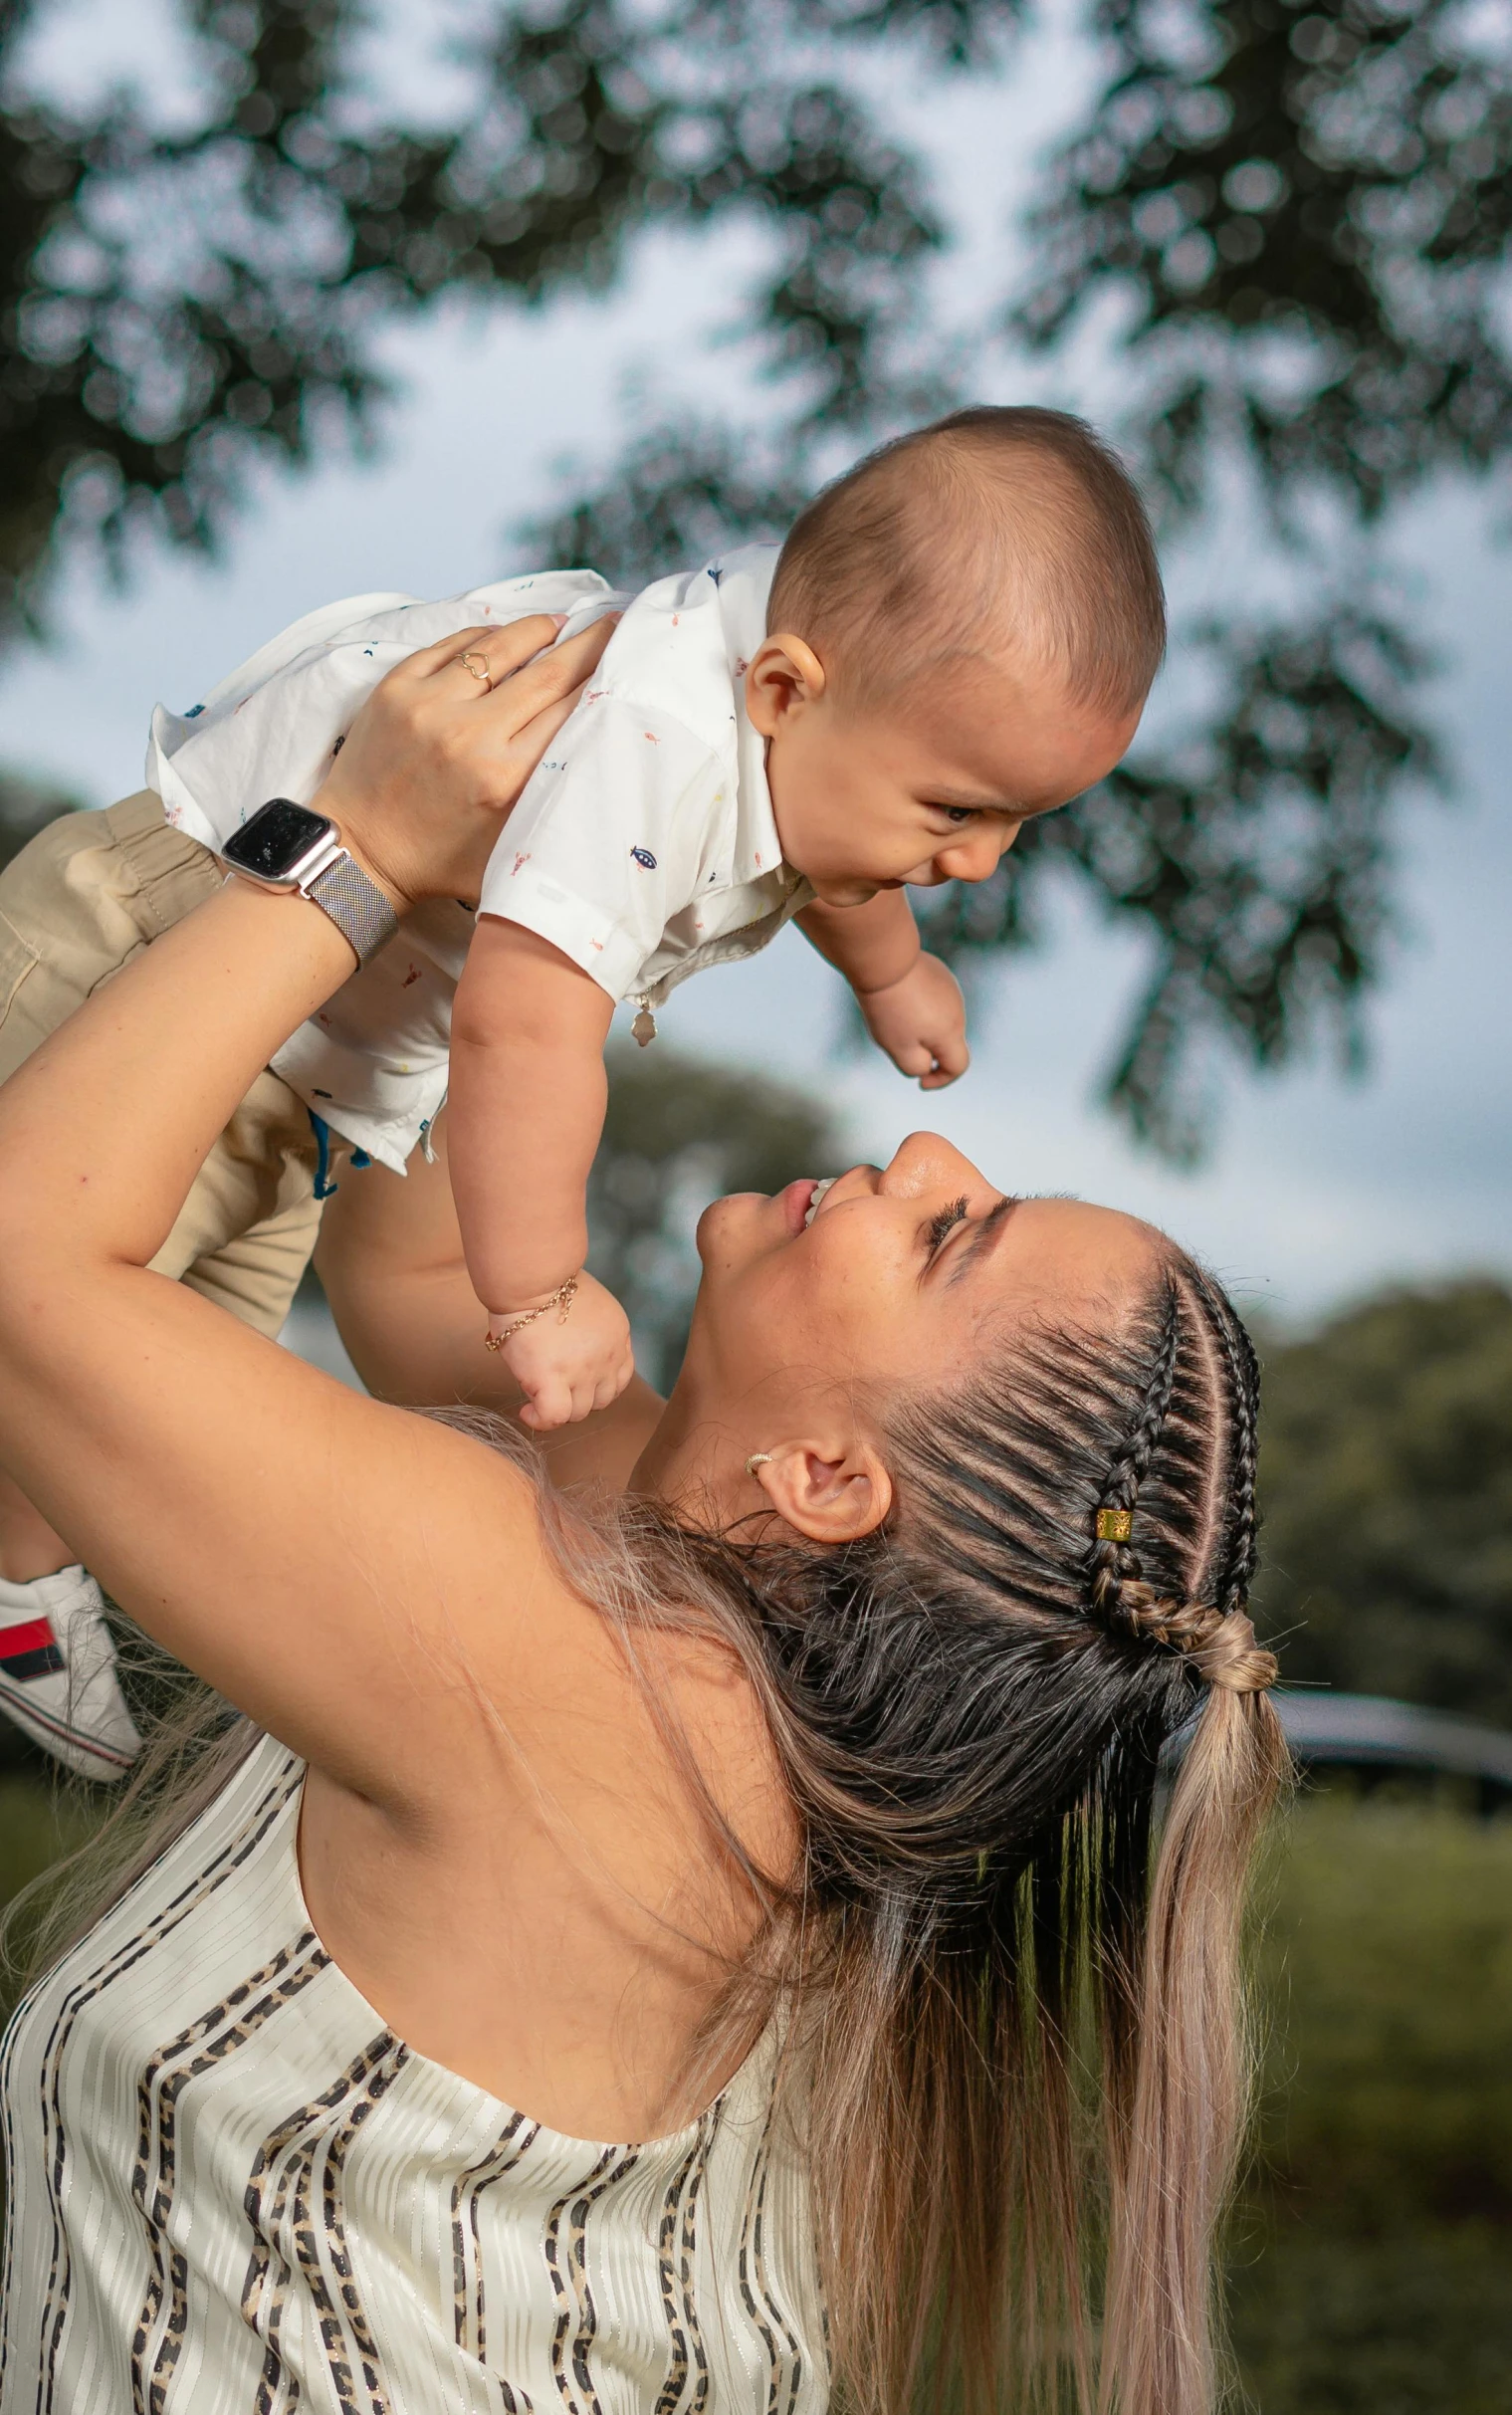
4,0,1508,1151
1255,1279,1512,1722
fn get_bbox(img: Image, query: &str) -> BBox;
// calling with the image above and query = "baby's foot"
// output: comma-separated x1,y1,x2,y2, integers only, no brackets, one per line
0,1567,142,1783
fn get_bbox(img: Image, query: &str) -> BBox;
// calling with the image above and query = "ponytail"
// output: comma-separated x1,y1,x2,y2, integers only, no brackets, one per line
1103,1681,1289,2415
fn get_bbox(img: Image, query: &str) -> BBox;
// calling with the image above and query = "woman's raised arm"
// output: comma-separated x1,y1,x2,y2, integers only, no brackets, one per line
0,616,624,1811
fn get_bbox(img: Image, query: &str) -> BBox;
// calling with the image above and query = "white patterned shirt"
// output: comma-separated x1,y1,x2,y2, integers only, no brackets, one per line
146,546,809,1173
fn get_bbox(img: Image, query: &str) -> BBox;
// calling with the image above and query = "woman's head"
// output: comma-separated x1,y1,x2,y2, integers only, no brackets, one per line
628,1133,1283,2415
644,1131,1181,1536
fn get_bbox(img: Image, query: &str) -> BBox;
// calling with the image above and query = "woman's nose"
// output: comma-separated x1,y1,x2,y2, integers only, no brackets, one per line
880,1132,986,1199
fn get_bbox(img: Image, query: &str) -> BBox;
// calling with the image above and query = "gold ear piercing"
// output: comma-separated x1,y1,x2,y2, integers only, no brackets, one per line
745,1453,772,1475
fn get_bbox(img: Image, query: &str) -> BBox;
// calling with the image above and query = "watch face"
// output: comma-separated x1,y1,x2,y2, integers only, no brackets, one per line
223,797,332,881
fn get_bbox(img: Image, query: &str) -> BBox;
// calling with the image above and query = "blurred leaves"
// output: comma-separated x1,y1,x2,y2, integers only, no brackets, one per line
0,0,949,638
1254,1278,1512,1725
589,1038,846,1389
519,417,814,587
1019,0,1512,527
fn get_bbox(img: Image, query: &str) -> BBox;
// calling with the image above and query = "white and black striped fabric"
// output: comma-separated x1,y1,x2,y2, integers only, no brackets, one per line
1,1735,826,2415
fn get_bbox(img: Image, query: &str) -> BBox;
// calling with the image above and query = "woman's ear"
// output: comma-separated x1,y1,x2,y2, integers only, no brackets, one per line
744,635,828,738
752,1437,892,1543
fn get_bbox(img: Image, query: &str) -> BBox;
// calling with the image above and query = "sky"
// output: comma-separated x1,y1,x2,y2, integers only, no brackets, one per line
2,0,1509,1332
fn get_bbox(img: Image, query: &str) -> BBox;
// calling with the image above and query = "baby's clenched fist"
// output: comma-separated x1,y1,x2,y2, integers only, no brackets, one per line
487,1270,634,1430
858,952,970,1089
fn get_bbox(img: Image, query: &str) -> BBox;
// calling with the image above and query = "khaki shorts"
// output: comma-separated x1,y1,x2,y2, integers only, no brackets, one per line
0,792,331,1341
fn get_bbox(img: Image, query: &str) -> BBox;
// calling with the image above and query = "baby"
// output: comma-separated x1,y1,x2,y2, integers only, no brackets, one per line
0,404,1163,1774
445,403,1162,1420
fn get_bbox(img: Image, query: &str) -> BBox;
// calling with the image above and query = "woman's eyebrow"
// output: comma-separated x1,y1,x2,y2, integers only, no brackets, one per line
949,1194,1019,1282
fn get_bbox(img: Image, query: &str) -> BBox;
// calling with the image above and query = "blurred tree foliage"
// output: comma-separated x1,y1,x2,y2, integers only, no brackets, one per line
1255,1278,1512,1724
1,0,1507,1149
589,1039,845,1390
1230,1797,1512,2413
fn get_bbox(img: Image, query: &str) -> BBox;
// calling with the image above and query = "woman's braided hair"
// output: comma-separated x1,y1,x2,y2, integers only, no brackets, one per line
1085,1267,1276,1694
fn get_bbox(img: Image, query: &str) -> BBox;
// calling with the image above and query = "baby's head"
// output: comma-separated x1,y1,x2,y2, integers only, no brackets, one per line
747,406,1165,905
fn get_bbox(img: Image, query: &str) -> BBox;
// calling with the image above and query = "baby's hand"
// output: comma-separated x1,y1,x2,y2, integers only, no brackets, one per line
487,1270,634,1430
857,951,970,1089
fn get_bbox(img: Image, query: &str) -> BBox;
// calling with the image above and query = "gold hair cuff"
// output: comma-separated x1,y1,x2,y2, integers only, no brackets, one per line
484,1273,579,1352
1095,1509,1133,1543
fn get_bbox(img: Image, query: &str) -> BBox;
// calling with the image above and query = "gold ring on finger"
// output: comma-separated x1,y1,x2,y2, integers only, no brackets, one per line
455,648,494,691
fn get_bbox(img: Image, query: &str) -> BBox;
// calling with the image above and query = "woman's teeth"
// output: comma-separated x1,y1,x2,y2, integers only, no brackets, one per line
803,1178,837,1228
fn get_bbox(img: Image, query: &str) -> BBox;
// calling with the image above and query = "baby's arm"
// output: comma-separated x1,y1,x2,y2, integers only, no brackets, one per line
314,1110,663,1489
448,918,634,1429
797,892,970,1089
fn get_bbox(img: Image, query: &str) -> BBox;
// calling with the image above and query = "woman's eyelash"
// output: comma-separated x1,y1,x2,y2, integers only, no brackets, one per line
925,1197,970,1255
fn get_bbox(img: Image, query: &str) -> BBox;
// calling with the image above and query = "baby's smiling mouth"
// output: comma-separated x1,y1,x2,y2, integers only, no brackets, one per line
803,1178,837,1228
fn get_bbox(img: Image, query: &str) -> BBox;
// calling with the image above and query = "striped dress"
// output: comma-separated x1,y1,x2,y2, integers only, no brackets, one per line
0,1734,826,2415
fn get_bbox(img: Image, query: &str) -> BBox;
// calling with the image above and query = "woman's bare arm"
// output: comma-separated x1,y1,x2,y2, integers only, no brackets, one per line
0,619,633,1813
314,1108,665,1490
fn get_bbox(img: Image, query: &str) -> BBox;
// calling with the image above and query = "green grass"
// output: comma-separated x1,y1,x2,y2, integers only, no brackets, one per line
0,1771,102,2018
1230,1790,1512,2412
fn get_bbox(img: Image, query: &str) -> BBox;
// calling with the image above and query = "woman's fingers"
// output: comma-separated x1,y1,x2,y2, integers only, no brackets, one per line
482,613,617,732
399,610,614,707
309,610,620,908
397,617,564,686
510,680,594,763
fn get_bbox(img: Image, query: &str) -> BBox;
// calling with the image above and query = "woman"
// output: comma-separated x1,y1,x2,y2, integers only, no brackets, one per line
0,616,1284,2415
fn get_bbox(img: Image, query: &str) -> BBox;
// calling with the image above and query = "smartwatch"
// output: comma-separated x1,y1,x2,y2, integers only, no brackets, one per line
219,798,400,968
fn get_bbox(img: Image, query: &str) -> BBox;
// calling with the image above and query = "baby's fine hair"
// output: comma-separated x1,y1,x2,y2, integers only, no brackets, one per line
768,405,1166,718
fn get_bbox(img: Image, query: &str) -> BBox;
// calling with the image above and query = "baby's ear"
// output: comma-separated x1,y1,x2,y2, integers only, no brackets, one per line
744,635,828,735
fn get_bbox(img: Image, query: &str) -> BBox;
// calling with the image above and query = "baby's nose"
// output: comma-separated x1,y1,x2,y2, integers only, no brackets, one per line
939,831,1006,882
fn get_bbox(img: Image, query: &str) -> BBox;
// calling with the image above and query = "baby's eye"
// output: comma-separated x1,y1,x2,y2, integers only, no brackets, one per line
940,806,975,824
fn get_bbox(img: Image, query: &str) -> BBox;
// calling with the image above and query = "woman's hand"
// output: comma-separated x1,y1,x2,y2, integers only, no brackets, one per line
312,611,616,912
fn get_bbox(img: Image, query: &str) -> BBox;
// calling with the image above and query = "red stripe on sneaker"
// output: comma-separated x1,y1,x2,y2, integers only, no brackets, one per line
0,1616,57,1656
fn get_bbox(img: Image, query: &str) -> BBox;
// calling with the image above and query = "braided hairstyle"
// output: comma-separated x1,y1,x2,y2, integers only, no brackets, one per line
616,1240,1285,2415
1084,1267,1274,1688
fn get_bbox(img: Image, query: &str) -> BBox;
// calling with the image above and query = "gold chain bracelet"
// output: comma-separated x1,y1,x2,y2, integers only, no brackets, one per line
483,1273,579,1353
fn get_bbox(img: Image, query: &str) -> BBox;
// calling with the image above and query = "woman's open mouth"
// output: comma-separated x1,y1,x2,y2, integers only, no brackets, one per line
776,1177,837,1236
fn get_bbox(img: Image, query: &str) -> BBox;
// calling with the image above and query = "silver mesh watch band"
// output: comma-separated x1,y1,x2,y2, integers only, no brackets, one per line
306,852,401,967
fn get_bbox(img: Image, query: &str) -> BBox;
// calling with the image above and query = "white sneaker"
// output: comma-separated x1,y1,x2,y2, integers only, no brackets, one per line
0,1566,142,1782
